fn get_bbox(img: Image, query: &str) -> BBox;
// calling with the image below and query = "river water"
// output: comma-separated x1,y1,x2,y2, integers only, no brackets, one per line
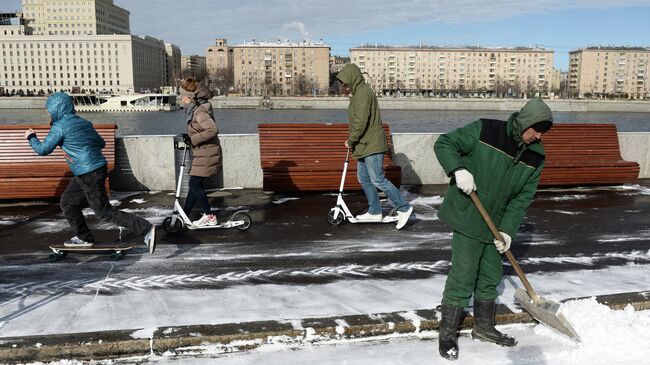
1,108,649,136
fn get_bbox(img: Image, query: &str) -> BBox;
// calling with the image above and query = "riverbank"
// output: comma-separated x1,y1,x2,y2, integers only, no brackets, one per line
2,96,650,112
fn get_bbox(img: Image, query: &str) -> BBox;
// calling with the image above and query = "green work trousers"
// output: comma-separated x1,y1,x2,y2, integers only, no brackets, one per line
442,230,503,308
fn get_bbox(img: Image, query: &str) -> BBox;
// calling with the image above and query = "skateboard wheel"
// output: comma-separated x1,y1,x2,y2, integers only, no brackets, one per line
49,252,60,262
110,252,122,261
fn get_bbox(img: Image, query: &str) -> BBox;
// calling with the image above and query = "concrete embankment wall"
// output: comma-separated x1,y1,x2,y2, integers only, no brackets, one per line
110,132,650,191
211,97,650,112
2,97,650,112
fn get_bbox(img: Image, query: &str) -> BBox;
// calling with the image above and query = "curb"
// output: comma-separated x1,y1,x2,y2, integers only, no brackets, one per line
1,290,648,363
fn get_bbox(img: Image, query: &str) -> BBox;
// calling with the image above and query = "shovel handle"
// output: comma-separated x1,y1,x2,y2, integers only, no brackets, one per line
469,192,541,303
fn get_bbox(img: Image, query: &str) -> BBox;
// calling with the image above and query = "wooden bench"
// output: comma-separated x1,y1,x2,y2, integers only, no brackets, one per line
258,123,402,191
539,123,639,186
0,124,117,199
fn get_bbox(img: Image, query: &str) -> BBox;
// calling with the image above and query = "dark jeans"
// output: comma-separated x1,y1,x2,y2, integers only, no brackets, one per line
60,166,152,242
183,175,212,216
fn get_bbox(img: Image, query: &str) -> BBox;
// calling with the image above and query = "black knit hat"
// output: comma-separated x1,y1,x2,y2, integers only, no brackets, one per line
531,120,553,133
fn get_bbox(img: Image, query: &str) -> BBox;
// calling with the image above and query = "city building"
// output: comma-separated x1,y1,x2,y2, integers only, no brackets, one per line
329,55,349,75
164,42,181,86
568,47,649,99
1,12,31,35
205,38,234,95
206,38,232,74
21,0,130,36
0,0,178,95
0,34,169,95
233,40,330,96
180,55,207,78
350,45,555,97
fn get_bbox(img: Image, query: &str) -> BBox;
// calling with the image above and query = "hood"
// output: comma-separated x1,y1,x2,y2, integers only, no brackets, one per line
336,64,365,95
195,85,213,101
46,92,76,124
507,98,553,142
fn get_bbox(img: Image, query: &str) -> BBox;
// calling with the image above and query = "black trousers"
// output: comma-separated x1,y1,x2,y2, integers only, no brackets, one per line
60,166,152,242
183,175,212,216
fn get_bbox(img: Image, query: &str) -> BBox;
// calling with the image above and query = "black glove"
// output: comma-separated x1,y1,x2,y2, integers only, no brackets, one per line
182,134,192,146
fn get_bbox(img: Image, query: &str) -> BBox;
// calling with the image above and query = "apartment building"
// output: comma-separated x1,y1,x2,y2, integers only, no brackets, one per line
206,38,232,73
350,45,555,97
0,34,169,94
21,0,130,36
164,43,181,86
568,47,649,99
180,55,206,77
233,40,330,96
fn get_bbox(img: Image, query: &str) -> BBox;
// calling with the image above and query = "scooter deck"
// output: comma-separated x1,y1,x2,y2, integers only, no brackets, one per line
186,220,246,230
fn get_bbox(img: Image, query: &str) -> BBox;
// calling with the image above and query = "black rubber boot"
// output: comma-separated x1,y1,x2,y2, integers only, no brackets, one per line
438,303,464,360
471,299,517,347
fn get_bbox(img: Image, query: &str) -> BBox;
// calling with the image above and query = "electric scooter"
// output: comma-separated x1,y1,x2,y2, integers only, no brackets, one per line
327,148,399,226
162,139,252,234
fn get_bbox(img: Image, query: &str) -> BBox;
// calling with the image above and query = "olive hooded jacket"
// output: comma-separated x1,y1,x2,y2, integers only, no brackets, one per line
336,64,388,159
434,98,553,242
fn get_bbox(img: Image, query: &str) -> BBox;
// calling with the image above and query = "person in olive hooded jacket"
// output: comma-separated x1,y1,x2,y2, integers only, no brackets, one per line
433,98,553,360
336,64,413,229
25,92,159,253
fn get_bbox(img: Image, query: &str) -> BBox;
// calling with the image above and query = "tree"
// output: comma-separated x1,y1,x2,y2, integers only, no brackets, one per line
294,74,313,96
209,66,234,96
181,66,208,84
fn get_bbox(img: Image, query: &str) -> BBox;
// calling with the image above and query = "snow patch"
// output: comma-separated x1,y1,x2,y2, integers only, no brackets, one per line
410,195,443,206
272,197,300,204
397,311,422,333
547,209,584,215
131,327,157,339
334,319,349,335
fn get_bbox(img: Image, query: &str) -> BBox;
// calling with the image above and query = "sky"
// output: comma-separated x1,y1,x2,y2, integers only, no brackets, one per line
5,1,650,71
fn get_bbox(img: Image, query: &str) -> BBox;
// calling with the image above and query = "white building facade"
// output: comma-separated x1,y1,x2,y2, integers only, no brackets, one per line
0,34,168,95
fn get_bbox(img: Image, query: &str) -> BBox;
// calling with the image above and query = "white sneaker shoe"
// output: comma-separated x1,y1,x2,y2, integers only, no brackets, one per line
64,236,94,248
192,213,217,227
396,206,413,230
143,225,159,254
355,212,383,222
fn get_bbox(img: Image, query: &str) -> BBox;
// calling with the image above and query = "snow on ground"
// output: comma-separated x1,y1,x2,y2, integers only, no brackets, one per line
34,298,650,365
2,263,648,337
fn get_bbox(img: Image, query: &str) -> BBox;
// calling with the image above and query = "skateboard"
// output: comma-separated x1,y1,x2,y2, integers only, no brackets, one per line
48,242,137,262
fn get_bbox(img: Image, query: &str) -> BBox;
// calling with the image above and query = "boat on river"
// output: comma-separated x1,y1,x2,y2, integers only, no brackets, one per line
69,93,178,112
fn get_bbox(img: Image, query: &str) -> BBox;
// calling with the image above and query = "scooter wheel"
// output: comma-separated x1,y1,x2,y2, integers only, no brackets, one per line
327,209,344,226
233,212,252,231
162,216,183,234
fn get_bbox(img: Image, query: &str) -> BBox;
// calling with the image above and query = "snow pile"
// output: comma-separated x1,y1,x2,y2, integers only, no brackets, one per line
533,297,650,364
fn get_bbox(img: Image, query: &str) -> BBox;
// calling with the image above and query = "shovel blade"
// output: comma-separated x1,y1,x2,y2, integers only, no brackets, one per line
514,288,581,342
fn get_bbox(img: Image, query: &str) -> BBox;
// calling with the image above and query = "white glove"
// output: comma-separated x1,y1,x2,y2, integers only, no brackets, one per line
494,231,512,254
453,169,476,195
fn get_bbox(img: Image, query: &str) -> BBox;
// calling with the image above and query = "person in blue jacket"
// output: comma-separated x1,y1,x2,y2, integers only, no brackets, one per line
25,92,159,253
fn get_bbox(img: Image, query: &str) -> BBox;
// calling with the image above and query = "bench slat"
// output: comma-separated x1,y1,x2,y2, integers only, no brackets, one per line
0,124,117,199
259,123,401,191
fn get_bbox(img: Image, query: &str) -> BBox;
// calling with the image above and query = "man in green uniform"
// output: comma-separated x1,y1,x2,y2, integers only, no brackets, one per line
434,98,553,360
336,64,413,229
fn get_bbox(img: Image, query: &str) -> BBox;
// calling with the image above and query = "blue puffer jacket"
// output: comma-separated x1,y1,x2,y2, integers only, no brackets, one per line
28,92,107,176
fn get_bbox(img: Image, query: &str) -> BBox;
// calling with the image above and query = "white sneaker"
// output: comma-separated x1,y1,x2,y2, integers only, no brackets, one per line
143,225,159,254
192,213,217,227
355,212,383,222
396,206,413,230
64,236,94,248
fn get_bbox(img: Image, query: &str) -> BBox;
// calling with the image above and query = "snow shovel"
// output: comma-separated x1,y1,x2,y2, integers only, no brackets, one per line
469,192,581,341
